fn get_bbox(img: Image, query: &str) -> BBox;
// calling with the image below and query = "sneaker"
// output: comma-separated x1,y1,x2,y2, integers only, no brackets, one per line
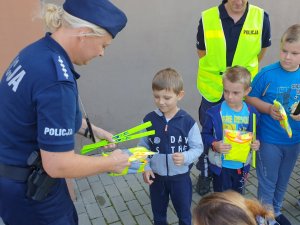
257,216,280,225
275,214,292,225
266,220,280,225
195,175,211,196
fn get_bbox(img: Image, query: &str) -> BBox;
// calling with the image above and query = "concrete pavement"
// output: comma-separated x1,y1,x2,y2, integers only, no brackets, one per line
72,159,300,225
1,159,300,225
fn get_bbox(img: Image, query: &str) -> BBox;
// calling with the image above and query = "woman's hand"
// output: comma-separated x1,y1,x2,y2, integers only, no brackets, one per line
94,127,116,148
108,149,130,173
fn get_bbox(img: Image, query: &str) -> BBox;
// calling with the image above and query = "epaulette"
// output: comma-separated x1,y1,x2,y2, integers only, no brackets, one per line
51,53,74,82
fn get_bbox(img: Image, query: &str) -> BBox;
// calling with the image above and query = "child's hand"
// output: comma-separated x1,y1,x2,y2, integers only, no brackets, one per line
290,113,300,121
214,141,231,153
172,152,184,166
269,105,282,121
143,170,155,185
251,140,260,151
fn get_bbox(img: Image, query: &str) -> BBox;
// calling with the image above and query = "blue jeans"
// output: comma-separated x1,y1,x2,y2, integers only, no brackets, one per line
256,142,300,214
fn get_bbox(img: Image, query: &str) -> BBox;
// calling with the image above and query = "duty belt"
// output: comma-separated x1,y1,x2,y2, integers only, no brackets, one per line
0,163,32,182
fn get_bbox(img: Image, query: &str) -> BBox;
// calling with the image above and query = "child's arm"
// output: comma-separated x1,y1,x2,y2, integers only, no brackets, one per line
172,153,184,166
289,114,300,121
250,110,260,151
139,136,156,184
211,140,231,154
246,96,282,120
251,140,260,151
201,115,231,154
180,122,203,166
142,170,155,185
201,115,217,149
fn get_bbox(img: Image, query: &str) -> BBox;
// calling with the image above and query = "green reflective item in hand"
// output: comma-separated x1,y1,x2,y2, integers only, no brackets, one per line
81,121,155,155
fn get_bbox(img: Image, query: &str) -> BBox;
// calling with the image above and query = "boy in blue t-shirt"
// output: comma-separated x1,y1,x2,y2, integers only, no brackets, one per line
202,66,260,194
246,24,300,225
138,68,203,225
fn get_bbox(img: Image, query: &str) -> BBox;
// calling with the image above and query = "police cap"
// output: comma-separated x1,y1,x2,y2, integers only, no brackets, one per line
63,0,127,38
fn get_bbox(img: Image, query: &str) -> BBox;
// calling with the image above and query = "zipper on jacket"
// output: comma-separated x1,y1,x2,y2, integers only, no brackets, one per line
164,119,169,176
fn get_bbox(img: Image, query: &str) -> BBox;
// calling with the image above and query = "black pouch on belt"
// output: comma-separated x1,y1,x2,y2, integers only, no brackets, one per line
26,151,57,201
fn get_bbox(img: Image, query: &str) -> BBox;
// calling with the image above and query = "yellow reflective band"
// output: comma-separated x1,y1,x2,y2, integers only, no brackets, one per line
205,30,224,39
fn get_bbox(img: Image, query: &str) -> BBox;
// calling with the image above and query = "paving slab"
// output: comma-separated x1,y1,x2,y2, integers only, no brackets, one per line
0,159,299,225
73,158,300,225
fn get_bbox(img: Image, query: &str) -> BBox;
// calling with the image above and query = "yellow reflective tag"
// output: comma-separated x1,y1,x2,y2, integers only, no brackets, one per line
205,30,224,38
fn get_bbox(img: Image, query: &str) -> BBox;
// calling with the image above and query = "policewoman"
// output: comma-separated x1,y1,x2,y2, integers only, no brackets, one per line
195,0,271,195
0,0,130,224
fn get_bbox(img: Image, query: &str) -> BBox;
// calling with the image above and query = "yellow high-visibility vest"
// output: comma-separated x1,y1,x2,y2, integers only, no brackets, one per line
197,4,263,102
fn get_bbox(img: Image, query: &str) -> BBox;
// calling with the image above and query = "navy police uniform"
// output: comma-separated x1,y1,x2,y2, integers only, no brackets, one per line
0,33,81,225
0,0,127,224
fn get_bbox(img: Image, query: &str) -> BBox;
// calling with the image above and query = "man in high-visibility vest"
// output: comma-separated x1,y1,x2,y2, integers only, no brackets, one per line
195,0,271,196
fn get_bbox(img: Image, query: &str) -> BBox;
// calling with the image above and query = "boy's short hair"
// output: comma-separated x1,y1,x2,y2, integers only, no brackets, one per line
152,68,183,95
281,24,300,43
222,66,251,90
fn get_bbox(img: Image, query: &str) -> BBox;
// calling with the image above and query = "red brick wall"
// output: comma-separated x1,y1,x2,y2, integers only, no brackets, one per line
0,0,43,76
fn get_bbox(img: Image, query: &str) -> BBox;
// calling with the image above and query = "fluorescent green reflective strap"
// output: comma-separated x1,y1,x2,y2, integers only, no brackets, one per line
81,140,108,154
232,5,263,80
81,121,152,154
197,7,226,102
113,130,155,143
81,130,155,155
113,121,152,139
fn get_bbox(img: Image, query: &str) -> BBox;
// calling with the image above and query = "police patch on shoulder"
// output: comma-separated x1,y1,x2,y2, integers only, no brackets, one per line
51,54,74,82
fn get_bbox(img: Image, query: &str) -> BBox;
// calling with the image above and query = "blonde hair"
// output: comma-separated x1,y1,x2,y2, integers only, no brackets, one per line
222,65,251,90
281,24,300,44
42,3,107,36
193,191,274,225
152,68,183,95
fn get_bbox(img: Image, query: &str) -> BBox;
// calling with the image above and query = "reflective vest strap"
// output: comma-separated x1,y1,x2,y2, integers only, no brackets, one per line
197,5,263,102
232,5,263,79
197,6,226,102
202,7,226,69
